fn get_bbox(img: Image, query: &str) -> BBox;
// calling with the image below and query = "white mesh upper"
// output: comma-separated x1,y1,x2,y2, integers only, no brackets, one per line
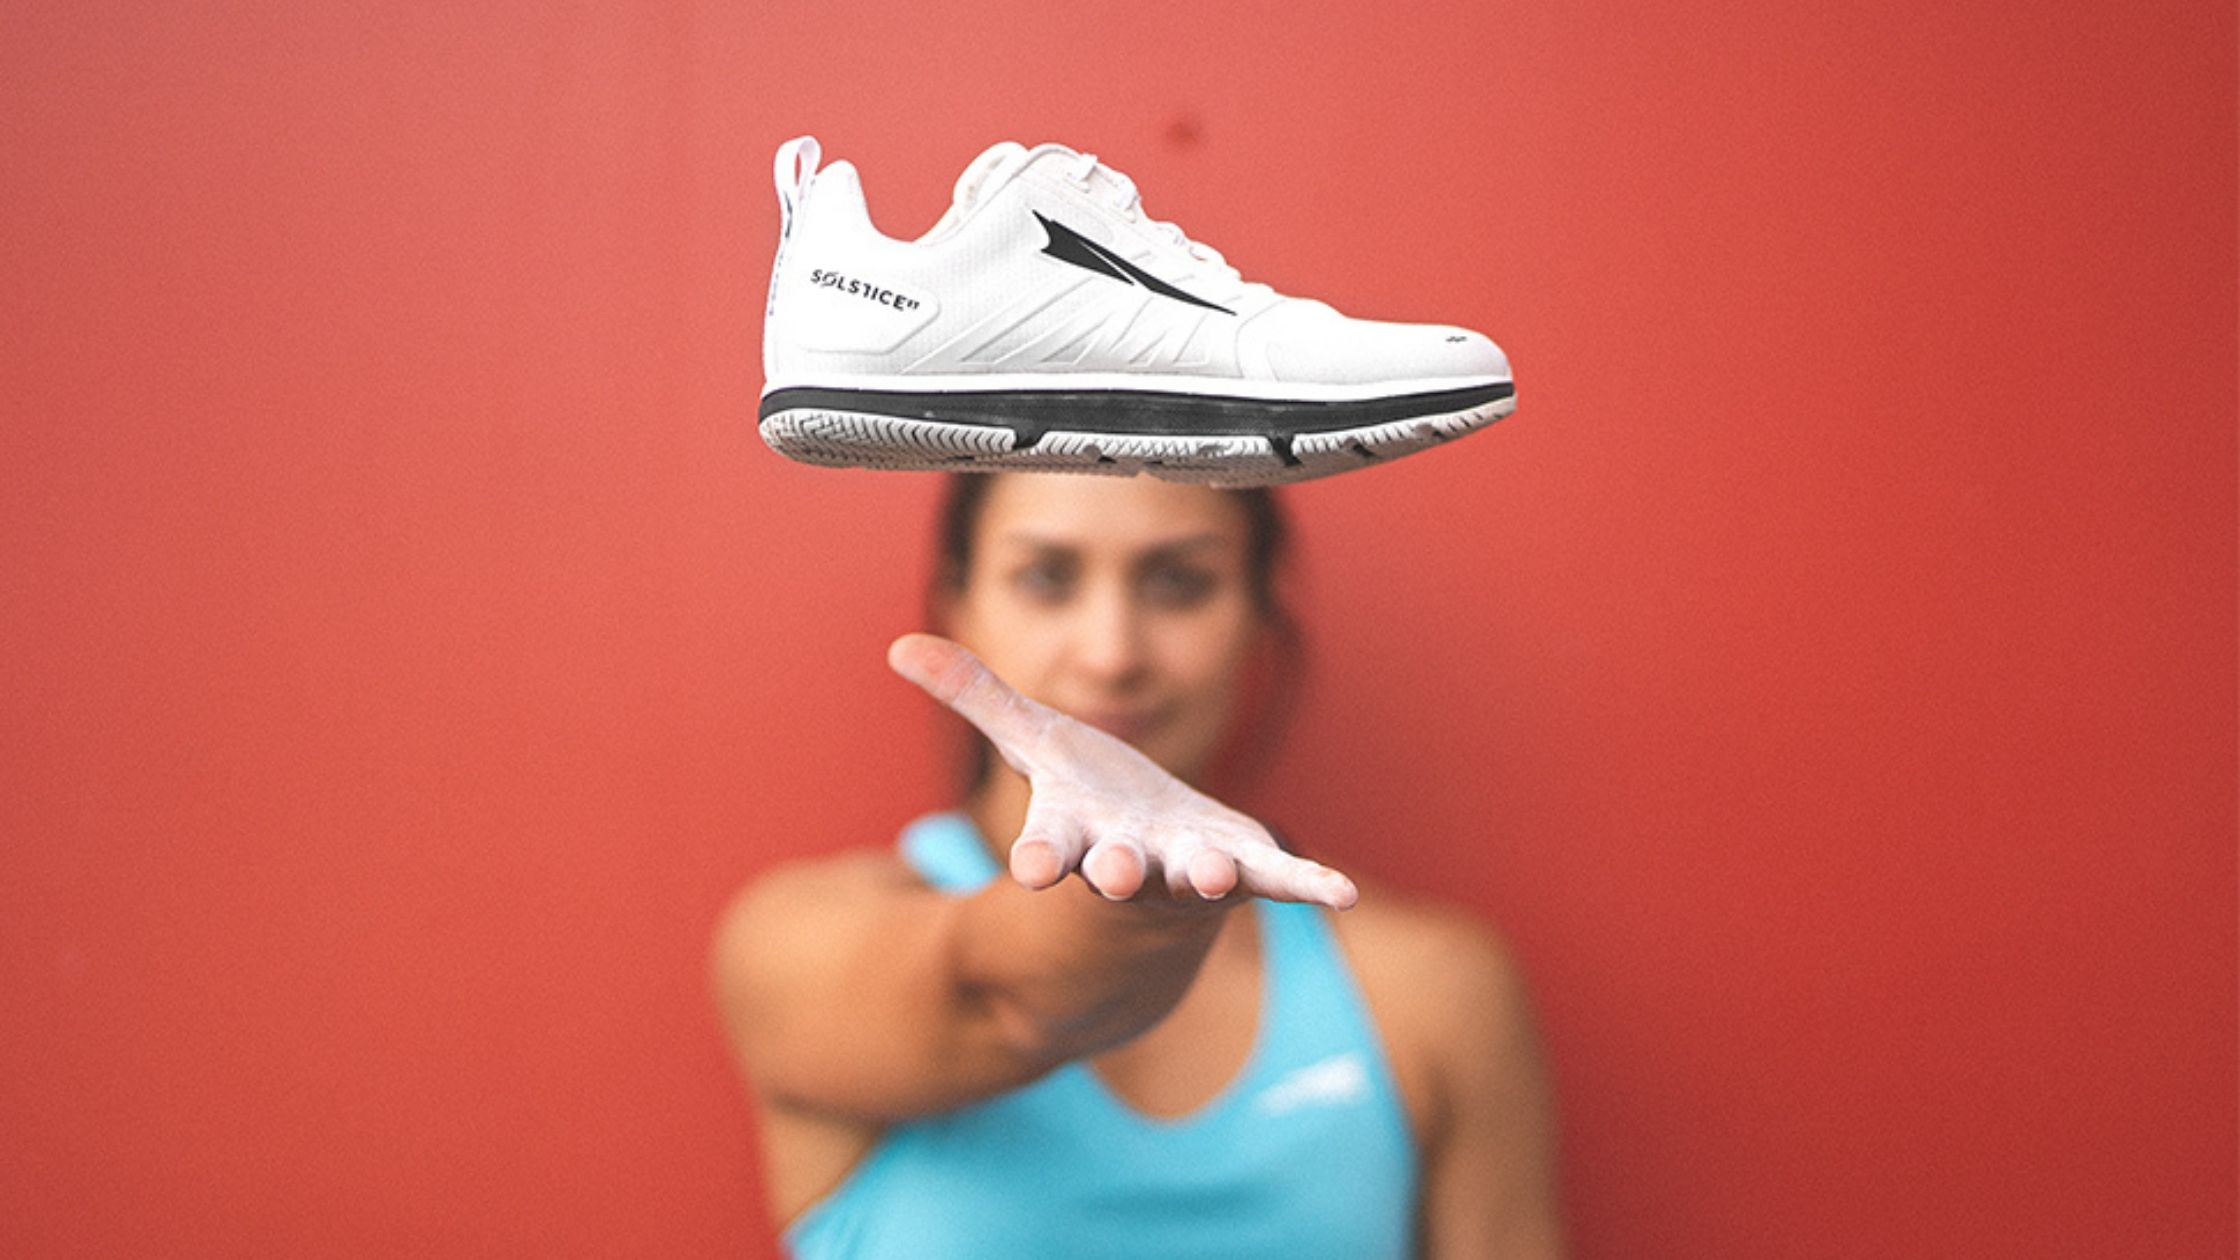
763,138,1509,397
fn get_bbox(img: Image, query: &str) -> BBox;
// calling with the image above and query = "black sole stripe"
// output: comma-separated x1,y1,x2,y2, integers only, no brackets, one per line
758,382,1514,445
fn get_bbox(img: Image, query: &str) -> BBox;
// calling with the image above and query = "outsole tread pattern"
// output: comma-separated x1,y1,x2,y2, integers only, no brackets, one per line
759,397,1513,487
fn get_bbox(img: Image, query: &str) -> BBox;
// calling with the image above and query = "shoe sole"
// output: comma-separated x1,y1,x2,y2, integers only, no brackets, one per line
756,381,1515,486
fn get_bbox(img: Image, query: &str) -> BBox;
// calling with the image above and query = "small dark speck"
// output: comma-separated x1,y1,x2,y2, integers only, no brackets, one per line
1163,114,1204,151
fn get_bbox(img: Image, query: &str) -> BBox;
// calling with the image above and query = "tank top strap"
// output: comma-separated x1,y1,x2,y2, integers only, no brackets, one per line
1258,900,1359,1041
1258,897,1351,974
1251,899,1409,1112
898,811,1002,893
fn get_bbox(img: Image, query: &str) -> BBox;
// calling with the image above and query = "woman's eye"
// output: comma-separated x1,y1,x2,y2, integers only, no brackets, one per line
1012,561,1074,601
1143,565,1216,608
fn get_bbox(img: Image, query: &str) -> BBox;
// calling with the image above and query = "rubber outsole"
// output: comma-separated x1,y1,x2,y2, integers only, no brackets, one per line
756,382,1516,486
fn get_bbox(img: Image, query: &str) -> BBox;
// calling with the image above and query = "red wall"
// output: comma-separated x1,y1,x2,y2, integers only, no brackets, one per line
3,2,2232,1256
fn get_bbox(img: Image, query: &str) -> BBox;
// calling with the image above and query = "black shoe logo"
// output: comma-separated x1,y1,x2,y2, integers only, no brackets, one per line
1034,212,1234,315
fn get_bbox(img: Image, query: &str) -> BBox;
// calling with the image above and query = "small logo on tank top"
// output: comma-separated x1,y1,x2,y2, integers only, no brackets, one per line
1254,1053,1369,1116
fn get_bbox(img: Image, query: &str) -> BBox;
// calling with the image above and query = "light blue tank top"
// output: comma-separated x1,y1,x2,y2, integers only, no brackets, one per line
783,812,1418,1260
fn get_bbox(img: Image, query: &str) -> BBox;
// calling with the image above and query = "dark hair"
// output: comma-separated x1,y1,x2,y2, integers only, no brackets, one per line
925,473,1306,795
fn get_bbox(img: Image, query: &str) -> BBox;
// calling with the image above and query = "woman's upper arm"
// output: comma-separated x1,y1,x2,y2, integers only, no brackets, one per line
707,854,1044,1122
1416,919,1569,1260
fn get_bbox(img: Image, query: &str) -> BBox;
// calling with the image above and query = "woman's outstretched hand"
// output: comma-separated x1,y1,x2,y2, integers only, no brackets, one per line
888,633,1358,911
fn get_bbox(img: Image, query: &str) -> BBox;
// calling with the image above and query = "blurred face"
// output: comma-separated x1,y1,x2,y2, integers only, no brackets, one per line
943,474,1264,783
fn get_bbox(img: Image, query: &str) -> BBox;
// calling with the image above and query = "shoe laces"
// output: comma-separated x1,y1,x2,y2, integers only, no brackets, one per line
1063,151,1237,281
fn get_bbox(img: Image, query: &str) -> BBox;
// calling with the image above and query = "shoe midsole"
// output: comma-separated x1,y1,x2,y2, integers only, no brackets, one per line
757,380,1515,442
762,371,1509,403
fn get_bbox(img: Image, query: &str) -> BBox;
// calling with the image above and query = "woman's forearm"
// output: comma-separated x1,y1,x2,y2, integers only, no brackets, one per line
951,875,1233,1068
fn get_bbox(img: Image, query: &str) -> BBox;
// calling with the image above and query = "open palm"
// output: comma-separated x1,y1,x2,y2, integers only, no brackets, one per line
888,633,1358,910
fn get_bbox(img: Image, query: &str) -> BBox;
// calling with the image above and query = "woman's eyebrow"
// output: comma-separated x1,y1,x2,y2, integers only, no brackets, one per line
1138,534,1229,560
995,531,1229,555
993,533,1081,552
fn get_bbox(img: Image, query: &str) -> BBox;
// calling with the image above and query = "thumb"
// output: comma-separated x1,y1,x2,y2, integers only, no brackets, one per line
887,633,1050,754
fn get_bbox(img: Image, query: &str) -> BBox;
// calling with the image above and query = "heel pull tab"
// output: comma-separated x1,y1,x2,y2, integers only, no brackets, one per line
774,136,821,240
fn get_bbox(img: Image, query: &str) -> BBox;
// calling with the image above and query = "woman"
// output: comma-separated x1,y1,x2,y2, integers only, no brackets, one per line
711,472,1565,1258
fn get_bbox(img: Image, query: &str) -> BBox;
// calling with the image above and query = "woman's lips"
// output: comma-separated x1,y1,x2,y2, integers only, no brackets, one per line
1079,708,1163,745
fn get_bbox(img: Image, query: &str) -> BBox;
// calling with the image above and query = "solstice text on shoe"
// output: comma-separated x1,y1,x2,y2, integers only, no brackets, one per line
808,268,922,311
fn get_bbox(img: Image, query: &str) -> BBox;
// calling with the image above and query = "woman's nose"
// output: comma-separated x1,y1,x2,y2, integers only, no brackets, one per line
1072,587,1149,684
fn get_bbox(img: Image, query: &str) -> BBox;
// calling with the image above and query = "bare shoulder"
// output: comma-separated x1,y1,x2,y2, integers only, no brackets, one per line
1336,886,1568,1255
713,848,920,940
707,848,927,1043
1329,880,1544,1143
707,849,936,1220
1333,879,1531,1023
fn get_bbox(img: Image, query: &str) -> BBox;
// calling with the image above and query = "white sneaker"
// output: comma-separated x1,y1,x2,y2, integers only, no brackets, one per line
758,136,1514,485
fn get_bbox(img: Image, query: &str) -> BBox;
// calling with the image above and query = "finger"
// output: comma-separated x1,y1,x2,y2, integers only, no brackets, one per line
1010,791,1087,891
1157,843,1235,901
1233,846,1358,910
886,634,1049,756
1160,844,1202,899
1080,834,1149,901
1186,848,1239,901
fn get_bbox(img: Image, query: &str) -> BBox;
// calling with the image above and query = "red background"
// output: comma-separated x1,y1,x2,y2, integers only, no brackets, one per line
3,1,2232,1256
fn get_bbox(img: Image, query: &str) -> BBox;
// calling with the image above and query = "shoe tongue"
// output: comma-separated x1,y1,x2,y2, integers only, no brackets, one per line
950,141,1034,212
923,140,1084,243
